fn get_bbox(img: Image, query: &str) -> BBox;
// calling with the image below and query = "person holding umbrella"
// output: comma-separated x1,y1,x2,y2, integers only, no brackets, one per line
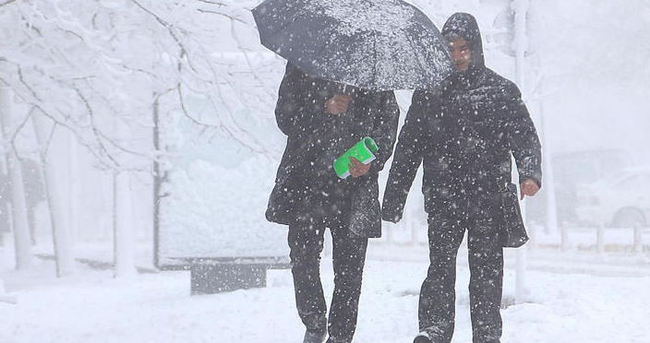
267,62,398,343
253,1,453,341
382,13,542,343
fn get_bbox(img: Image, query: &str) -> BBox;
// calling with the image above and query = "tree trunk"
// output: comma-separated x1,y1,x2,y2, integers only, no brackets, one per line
0,278,17,304
113,170,136,277
67,131,81,245
31,110,75,277
152,95,162,269
0,87,32,270
113,115,136,278
0,158,10,248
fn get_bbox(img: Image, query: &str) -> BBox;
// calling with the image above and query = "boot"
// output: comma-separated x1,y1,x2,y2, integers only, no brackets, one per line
413,331,434,343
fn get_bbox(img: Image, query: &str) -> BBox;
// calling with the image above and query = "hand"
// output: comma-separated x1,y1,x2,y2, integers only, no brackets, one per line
520,179,540,200
348,157,370,178
325,94,352,115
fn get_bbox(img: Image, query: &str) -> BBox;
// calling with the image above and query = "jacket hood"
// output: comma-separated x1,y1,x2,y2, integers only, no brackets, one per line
441,13,485,69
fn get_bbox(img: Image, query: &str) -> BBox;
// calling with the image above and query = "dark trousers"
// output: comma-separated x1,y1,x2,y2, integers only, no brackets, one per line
288,214,369,343
419,199,504,343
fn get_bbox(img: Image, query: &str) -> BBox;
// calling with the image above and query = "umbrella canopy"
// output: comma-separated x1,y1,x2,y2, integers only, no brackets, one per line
252,0,453,91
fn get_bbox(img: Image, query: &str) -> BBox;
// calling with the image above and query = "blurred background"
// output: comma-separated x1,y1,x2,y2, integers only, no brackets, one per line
0,0,648,274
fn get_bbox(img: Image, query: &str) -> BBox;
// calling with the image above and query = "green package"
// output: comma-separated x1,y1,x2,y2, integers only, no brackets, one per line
333,137,379,179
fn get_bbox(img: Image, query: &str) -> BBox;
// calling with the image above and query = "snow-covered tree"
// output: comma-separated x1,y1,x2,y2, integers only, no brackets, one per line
0,87,33,270
31,108,75,276
0,0,279,274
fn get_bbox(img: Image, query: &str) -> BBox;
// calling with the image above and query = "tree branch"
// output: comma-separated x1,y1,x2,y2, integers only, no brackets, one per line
0,0,17,8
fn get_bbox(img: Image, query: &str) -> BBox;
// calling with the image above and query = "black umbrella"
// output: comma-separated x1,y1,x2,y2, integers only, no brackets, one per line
252,0,453,91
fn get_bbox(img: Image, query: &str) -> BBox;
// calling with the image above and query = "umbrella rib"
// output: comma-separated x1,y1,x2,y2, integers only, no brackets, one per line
309,29,361,86
404,29,428,89
372,33,379,90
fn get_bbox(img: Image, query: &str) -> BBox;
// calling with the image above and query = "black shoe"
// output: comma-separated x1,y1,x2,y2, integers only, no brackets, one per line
303,330,327,343
413,332,433,343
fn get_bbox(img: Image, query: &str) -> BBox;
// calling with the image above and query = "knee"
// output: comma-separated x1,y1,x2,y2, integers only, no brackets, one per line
426,251,457,278
468,264,503,298
468,247,503,268
334,268,364,292
288,234,324,270
290,251,320,270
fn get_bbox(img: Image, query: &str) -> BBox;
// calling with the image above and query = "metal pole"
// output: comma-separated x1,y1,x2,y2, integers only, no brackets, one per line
153,94,161,269
513,0,530,303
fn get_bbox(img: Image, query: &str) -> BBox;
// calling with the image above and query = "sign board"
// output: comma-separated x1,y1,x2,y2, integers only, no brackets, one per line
155,52,290,269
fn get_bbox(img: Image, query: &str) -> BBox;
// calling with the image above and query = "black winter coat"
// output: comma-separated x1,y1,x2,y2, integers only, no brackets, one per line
382,13,542,244
267,63,400,238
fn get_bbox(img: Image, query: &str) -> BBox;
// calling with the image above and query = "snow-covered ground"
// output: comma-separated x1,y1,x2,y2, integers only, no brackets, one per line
1,242,649,343
1,1,649,342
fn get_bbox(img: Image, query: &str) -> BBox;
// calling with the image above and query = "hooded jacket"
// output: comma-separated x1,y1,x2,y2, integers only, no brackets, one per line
382,13,542,225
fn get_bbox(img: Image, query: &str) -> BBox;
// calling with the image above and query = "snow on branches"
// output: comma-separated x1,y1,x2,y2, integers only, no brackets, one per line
0,0,278,172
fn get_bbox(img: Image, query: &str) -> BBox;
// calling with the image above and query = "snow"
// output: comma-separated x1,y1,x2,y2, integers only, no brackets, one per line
158,64,289,262
1,247,649,342
307,0,417,36
1,0,649,342
159,158,288,262
0,87,33,270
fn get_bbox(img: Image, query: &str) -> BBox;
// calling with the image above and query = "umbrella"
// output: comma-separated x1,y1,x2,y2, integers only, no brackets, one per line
252,0,453,91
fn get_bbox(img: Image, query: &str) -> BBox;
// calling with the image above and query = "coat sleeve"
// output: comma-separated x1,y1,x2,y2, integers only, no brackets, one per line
368,91,400,175
274,63,328,138
504,84,543,188
381,90,430,223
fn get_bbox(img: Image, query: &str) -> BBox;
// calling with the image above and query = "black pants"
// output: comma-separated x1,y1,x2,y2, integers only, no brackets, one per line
419,198,504,343
288,214,369,343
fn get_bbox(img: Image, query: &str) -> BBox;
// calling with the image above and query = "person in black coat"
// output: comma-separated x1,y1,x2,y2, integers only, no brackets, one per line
267,63,399,343
382,13,542,343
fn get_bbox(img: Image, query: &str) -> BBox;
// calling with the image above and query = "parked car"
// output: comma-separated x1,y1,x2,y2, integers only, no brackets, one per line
575,168,650,228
